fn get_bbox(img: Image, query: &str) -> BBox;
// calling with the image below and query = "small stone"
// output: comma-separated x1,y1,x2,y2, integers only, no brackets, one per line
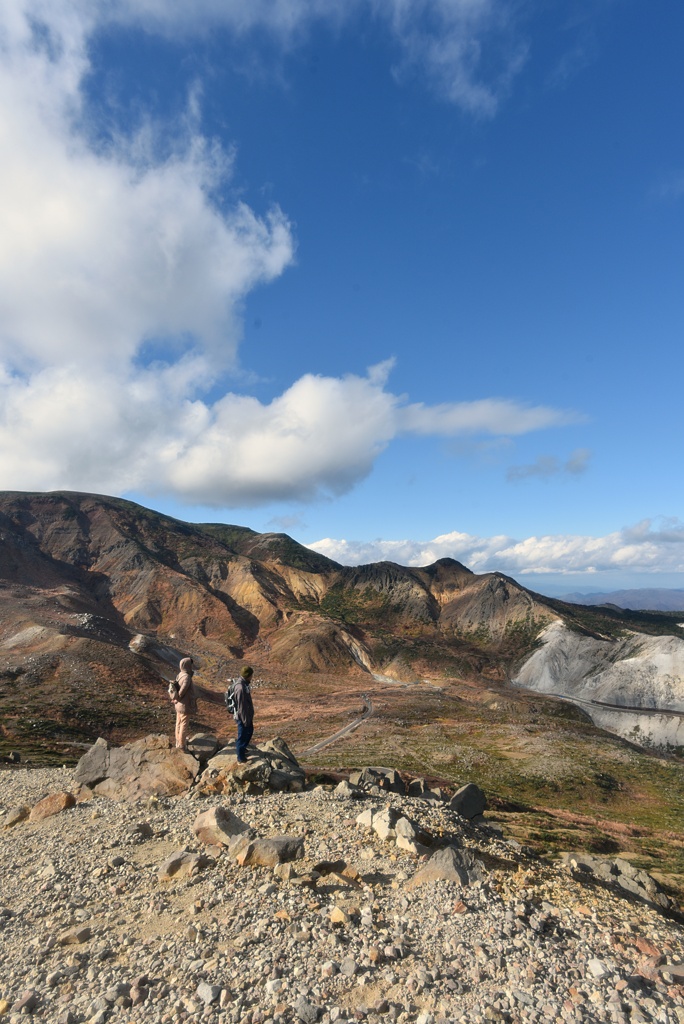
197,982,222,1005
330,907,350,925
340,957,358,977
587,958,609,979
294,995,321,1024
12,990,39,1012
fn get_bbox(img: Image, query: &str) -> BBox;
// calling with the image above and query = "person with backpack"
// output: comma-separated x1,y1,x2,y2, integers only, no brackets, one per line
225,666,254,763
170,656,197,751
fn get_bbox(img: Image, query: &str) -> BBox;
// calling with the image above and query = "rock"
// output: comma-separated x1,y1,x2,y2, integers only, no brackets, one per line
197,982,221,1005
158,849,210,880
58,925,92,945
0,999,10,1015
193,805,250,847
104,982,130,1002
29,790,76,822
11,990,39,1012
350,767,406,795
356,808,375,829
6,751,20,764
395,816,417,840
186,733,220,760
448,783,487,820
373,807,400,842
231,758,272,786
236,835,305,868
335,780,362,799
273,861,298,881
396,834,431,857
340,957,358,977
407,845,486,888
3,804,30,828
587,958,610,979
294,995,321,1023
74,734,199,801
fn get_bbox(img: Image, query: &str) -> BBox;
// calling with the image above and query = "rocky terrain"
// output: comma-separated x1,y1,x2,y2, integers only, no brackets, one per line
3,735,684,1024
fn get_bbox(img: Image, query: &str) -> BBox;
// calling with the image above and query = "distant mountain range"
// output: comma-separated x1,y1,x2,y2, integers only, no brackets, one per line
561,589,684,612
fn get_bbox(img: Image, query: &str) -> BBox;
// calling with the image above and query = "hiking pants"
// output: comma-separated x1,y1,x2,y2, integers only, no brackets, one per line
175,708,189,750
236,720,254,762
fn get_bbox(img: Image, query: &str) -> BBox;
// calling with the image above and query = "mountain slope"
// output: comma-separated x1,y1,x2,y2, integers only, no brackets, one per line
1,491,684,756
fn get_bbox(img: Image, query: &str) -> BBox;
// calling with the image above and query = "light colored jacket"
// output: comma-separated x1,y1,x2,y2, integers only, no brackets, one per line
173,658,197,715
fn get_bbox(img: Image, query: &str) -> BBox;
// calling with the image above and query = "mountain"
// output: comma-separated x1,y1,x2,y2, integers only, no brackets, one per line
1,490,684,757
561,589,684,612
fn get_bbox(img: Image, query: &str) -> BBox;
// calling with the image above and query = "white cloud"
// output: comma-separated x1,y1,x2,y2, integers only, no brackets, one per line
401,400,582,437
0,2,293,371
98,0,524,116
0,1,576,508
309,520,684,576
0,362,579,506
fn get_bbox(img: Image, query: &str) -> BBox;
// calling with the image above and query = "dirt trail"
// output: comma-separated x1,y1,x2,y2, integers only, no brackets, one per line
299,693,373,756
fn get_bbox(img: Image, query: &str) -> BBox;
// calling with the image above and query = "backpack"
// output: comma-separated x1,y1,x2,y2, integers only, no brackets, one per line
224,680,238,718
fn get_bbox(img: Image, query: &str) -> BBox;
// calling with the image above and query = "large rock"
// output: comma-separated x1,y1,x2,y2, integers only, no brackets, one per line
29,791,76,822
193,805,250,847
235,835,305,868
407,845,486,889
449,783,487,820
74,735,199,801
199,737,306,795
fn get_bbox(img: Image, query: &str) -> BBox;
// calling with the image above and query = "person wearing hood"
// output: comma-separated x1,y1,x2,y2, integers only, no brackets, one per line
171,657,197,751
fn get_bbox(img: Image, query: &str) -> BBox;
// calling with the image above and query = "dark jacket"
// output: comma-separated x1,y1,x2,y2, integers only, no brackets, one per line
233,678,254,726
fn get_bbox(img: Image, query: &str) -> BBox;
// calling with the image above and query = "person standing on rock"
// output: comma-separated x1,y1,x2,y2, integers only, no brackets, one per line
230,665,254,764
171,657,197,751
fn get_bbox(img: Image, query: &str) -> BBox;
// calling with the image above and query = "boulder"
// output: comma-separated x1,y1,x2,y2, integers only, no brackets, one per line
236,836,305,868
29,791,76,822
74,735,199,801
193,805,250,847
449,783,487,820
407,845,486,889
199,737,306,795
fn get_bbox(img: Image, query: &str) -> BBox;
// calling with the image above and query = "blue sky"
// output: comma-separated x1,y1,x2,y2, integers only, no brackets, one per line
1,1,683,593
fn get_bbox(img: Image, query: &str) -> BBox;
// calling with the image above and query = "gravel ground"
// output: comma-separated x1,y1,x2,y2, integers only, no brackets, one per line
2,765,684,1024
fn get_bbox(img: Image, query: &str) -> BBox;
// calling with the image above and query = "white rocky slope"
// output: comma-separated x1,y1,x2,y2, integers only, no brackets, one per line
513,622,684,749
2,746,684,1024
